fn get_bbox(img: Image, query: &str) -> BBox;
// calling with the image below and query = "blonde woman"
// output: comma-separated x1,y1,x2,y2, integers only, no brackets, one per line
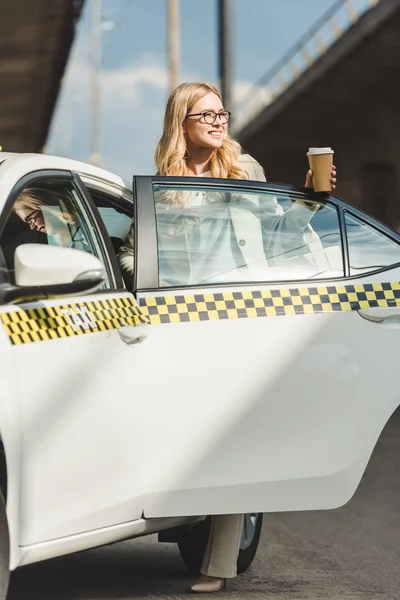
119,82,336,291
14,188,90,253
152,82,337,594
155,81,336,185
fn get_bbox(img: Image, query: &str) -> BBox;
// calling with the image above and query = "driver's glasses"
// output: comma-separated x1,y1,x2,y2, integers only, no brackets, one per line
24,209,41,229
186,110,231,125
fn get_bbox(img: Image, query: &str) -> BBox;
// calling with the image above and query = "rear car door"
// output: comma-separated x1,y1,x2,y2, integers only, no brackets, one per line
0,160,146,548
131,176,400,518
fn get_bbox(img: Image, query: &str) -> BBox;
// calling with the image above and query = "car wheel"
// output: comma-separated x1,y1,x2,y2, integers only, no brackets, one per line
237,512,263,574
0,493,9,600
177,513,263,575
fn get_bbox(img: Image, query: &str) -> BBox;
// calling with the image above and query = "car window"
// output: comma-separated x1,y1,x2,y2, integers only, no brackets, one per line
153,185,344,287
0,178,113,287
345,212,400,275
97,206,131,241
84,187,133,289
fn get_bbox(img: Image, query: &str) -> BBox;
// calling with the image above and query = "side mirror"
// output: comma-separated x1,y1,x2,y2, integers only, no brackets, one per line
0,244,106,304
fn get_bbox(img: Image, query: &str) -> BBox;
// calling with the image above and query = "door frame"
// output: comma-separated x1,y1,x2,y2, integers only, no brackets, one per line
133,175,400,293
0,169,125,290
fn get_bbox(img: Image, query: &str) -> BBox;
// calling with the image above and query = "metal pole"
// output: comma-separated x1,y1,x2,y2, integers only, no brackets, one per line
91,0,102,166
218,0,233,114
168,0,179,93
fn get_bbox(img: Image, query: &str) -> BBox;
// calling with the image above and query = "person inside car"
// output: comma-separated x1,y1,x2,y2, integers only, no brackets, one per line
14,188,91,253
117,222,134,288
152,81,337,594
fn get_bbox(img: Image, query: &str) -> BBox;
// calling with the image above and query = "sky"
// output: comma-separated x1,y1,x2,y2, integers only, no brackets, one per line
46,0,371,180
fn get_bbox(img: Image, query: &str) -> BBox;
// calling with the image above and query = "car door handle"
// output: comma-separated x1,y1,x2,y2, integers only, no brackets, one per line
358,306,400,326
118,324,148,345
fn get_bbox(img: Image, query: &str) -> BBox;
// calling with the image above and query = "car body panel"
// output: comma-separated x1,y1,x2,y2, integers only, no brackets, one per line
0,317,22,570
16,514,202,569
1,290,152,547
0,152,400,569
129,176,400,517
0,155,149,568
0,153,128,212
131,271,400,517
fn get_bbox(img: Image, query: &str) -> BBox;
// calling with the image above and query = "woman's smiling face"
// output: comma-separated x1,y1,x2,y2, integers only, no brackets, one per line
183,92,228,151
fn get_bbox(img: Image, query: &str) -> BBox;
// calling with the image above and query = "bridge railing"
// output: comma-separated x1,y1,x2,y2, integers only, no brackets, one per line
233,0,381,132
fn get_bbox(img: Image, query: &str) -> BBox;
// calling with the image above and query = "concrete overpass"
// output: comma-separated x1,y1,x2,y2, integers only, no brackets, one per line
236,0,400,230
0,0,85,153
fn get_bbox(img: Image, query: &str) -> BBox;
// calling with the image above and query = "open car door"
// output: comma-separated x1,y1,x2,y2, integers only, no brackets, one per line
130,176,400,518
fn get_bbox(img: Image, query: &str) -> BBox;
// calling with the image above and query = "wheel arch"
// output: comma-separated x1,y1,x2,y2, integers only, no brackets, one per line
333,403,400,512
358,403,400,488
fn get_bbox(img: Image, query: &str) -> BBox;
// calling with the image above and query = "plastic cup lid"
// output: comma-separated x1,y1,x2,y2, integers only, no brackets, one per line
307,147,334,155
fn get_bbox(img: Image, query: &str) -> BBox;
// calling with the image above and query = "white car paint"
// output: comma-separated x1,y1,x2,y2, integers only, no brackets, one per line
131,268,400,518
14,244,106,286
0,152,197,571
0,153,129,213
0,151,399,575
17,515,202,568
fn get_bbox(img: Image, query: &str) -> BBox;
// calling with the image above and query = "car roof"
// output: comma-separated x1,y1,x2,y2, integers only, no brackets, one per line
0,151,131,191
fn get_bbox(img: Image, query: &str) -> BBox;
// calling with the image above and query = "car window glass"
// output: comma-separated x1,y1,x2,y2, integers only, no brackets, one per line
345,212,400,275
0,179,113,287
85,187,133,289
97,207,131,240
153,185,344,287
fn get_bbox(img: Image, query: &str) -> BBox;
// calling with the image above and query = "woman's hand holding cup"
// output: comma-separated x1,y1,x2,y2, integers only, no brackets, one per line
304,147,336,191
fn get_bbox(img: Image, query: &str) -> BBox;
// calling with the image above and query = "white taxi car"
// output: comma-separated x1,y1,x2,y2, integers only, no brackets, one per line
0,151,400,598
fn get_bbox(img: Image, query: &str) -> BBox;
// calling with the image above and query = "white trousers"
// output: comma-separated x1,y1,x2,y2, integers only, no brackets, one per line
200,514,243,578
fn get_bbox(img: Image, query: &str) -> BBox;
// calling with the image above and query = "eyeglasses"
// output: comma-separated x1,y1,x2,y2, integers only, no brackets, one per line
24,209,41,229
185,110,231,125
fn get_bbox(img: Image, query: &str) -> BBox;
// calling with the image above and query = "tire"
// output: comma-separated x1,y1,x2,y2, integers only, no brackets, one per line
177,513,263,575
0,493,9,600
237,512,263,574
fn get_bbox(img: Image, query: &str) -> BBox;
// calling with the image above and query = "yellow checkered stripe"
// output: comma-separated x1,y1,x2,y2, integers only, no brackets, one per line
139,281,400,324
0,297,147,345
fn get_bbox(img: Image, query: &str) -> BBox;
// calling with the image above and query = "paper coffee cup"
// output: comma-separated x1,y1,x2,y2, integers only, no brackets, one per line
307,147,334,192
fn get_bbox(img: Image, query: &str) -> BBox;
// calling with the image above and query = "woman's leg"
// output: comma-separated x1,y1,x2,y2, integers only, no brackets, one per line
200,514,243,578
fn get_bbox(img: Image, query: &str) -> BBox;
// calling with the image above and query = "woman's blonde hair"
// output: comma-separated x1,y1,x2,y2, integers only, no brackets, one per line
155,82,248,180
14,188,76,225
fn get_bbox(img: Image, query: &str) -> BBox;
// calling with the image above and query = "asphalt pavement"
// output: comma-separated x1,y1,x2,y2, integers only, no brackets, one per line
8,407,400,600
